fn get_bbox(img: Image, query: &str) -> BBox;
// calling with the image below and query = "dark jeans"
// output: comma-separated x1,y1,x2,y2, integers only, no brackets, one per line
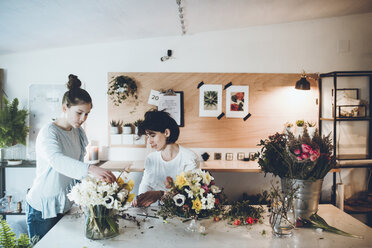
26,203,63,241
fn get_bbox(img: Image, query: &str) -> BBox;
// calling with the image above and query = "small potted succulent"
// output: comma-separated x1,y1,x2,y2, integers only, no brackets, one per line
133,119,143,135
284,122,294,135
123,123,133,134
307,121,317,138
110,120,122,134
295,120,305,137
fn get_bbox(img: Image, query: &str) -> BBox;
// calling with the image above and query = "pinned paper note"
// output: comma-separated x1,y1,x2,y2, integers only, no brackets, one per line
148,90,161,106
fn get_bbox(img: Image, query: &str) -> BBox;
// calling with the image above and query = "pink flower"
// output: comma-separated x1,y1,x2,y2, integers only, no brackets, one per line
297,156,302,161
233,219,241,226
301,144,312,153
294,149,301,155
301,153,309,159
310,150,320,161
310,155,318,161
201,185,209,193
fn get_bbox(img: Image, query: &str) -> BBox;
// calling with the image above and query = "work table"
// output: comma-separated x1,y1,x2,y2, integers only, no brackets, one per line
34,204,372,248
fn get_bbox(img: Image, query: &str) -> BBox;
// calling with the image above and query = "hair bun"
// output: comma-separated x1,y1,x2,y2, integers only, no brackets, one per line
67,74,82,90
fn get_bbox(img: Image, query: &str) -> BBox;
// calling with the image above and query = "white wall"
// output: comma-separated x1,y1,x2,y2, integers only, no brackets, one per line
1,13,372,212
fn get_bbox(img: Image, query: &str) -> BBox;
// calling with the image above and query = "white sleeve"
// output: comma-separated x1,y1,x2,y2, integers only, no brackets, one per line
138,157,154,195
184,149,200,171
36,125,89,180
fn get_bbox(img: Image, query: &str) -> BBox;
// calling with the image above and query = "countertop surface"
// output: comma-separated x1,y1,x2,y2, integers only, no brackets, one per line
34,204,372,248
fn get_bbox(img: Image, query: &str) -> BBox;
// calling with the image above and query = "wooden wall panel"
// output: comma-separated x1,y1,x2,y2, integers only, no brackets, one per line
108,72,319,148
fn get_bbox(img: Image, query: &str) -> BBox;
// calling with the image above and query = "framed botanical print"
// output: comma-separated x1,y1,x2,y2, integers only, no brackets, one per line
199,84,223,117
226,85,249,118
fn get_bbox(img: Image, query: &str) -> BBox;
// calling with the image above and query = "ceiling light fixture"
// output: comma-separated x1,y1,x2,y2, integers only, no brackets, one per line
176,0,186,35
295,70,311,90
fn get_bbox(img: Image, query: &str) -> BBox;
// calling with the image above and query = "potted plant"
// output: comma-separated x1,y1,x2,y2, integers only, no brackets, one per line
306,121,317,138
284,122,293,135
0,98,29,164
255,129,336,220
123,123,132,134
110,120,122,134
133,119,143,135
107,75,138,106
295,119,305,137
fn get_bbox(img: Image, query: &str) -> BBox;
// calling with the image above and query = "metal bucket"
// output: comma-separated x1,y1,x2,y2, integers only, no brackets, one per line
281,178,323,220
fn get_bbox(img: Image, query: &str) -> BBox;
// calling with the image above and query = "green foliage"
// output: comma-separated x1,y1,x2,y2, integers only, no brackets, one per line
296,120,305,127
0,98,29,148
0,216,32,248
307,121,316,127
297,213,362,239
123,123,132,127
222,200,265,223
110,120,122,127
133,119,143,127
107,75,138,106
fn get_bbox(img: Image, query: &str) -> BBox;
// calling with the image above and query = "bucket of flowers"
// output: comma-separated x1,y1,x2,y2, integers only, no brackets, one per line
158,169,226,233
67,173,135,240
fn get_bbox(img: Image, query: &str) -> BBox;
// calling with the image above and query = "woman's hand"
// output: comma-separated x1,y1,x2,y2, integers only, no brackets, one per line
88,165,116,183
132,191,163,207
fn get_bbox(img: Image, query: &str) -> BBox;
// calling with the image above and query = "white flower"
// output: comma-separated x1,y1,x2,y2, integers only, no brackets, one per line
117,190,128,202
173,194,186,207
104,196,115,209
202,171,214,185
210,185,221,194
206,193,215,210
185,188,194,199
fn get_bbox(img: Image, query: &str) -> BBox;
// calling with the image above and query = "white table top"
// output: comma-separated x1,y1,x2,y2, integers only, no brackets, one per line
34,204,372,248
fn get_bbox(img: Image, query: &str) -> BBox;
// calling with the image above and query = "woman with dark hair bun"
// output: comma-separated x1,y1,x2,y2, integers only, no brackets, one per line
134,109,200,207
26,74,116,240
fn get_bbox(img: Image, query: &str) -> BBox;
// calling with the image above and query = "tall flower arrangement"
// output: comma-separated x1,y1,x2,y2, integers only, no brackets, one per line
255,129,336,180
159,169,225,220
67,174,135,240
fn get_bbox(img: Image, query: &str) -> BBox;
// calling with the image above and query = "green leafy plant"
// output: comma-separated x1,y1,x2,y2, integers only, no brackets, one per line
0,98,29,148
307,121,316,127
297,213,362,239
108,75,138,106
284,122,293,128
123,123,132,127
110,120,122,127
295,120,305,127
133,119,143,127
0,216,33,248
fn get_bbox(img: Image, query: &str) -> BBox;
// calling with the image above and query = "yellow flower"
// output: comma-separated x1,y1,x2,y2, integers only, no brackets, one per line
124,179,135,191
192,197,202,213
175,173,189,189
117,177,125,186
203,171,212,185
127,193,135,203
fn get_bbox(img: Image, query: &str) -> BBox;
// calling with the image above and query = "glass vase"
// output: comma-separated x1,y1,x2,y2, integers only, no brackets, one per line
269,198,295,237
84,205,119,240
185,216,206,233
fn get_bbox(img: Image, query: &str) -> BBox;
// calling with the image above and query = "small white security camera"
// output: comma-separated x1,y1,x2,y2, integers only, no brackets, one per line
160,50,173,62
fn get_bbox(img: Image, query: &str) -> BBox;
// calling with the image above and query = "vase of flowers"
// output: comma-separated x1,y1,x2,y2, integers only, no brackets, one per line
158,169,225,233
67,174,135,240
255,128,336,220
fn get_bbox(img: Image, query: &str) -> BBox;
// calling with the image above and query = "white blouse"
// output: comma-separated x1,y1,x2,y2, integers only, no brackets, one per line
138,145,200,195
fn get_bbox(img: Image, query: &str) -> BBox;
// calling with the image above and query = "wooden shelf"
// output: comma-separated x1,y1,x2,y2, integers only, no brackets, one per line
100,160,340,173
320,117,370,121
0,160,36,168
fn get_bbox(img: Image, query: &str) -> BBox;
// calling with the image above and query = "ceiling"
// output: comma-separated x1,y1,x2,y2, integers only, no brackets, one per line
1,0,372,55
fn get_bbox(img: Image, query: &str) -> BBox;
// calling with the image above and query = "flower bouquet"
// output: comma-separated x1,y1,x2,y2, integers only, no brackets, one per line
67,174,135,240
158,169,225,232
255,129,336,180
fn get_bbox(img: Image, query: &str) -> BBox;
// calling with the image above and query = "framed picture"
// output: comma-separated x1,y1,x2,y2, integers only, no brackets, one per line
158,91,184,126
225,153,233,161
226,85,249,118
214,152,222,160
237,152,245,161
199,84,223,117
